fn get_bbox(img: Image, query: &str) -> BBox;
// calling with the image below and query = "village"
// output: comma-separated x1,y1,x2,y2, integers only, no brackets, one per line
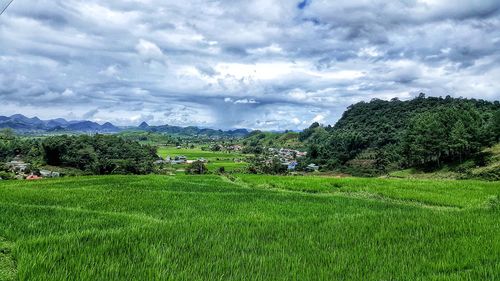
1,144,319,181
267,147,319,171
0,156,60,180
153,155,209,165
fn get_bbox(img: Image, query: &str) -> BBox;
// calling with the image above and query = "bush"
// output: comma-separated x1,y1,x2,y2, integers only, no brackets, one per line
486,195,500,211
247,157,287,175
185,161,208,175
0,171,15,180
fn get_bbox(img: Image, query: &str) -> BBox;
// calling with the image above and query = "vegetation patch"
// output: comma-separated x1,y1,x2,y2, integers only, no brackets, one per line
0,237,16,281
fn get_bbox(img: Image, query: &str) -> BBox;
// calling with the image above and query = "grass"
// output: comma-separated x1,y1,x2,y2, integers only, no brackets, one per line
0,237,16,281
388,168,461,180
0,175,499,280
236,174,500,209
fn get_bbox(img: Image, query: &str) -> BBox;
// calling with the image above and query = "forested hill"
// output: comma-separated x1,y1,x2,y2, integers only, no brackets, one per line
303,94,500,175
334,94,499,146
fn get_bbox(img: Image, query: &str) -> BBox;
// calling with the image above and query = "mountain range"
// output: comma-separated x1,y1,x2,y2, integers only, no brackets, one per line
0,114,249,137
131,121,249,137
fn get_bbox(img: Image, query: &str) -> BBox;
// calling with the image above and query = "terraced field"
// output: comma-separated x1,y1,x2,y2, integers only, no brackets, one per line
0,175,499,280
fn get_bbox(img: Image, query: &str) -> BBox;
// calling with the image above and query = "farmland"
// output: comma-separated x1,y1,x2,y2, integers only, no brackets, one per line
157,146,248,172
0,175,499,280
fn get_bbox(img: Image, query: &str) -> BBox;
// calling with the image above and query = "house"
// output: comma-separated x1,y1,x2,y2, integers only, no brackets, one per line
40,170,60,178
287,161,298,171
26,174,42,180
197,158,208,163
306,163,320,172
296,151,307,158
175,156,187,161
171,156,187,164
6,156,29,173
228,145,243,151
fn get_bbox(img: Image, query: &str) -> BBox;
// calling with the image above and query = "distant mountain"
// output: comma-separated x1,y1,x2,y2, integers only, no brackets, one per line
138,121,150,129
0,114,250,137
139,124,249,137
0,114,120,133
46,118,69,128
66,121,120,133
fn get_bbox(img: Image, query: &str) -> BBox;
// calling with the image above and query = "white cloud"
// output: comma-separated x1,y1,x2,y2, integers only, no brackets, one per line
312,114,325,123
100,65,120,77
234,98,258,104
0,0,499,130
135,39,164,60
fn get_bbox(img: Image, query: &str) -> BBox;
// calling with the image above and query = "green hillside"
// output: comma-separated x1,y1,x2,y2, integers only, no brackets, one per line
241,131,304,151
303,95,500,176
388,143,500,180
469,143,500,180
1,175,499,280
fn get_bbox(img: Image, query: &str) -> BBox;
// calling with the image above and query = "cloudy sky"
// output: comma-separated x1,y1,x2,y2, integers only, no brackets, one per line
1,0,499,130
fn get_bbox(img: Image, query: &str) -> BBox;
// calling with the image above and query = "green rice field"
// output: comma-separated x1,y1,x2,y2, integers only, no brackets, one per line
157,146,248,171
0,175,499,280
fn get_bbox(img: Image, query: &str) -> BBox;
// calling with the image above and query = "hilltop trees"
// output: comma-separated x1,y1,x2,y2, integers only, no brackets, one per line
304,95,500,174
402,105,483,167
493,110,500,142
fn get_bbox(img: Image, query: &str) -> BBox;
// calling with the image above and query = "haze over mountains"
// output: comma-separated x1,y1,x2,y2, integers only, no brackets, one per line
0,114,249,137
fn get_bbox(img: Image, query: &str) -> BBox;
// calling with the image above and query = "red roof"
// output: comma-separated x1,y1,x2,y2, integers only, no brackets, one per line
26,175,42,180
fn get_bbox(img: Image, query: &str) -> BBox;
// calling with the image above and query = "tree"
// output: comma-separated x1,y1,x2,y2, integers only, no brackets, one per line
403,105,483,168
40,135,156,175
449,121,468,162
186,161,207,174
299,122,321,141
0,128,15,140
493,110,500,142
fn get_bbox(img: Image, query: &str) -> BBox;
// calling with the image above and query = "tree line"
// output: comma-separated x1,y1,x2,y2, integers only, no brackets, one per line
0,132,157,175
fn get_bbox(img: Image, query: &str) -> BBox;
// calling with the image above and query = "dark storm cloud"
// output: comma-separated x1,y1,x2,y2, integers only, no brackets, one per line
0,0,499,130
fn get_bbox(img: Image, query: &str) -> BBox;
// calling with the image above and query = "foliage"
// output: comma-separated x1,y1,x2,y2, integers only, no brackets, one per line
493,110,500,142
247,156,288,174
0,171,15,180
305,95,500,174
402,104,484,168
242,131,303,150
185,161,208,174
40,135,157,175
0,134,157,175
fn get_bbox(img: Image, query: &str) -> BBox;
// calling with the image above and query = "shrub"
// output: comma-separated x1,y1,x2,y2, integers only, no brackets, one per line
185,161,208,175
0,171,15,180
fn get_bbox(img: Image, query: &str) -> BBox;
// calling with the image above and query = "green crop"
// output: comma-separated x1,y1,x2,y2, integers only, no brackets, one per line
0,175,499,280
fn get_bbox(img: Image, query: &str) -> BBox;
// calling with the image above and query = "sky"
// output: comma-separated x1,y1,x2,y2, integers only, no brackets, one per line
0,0,499,130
